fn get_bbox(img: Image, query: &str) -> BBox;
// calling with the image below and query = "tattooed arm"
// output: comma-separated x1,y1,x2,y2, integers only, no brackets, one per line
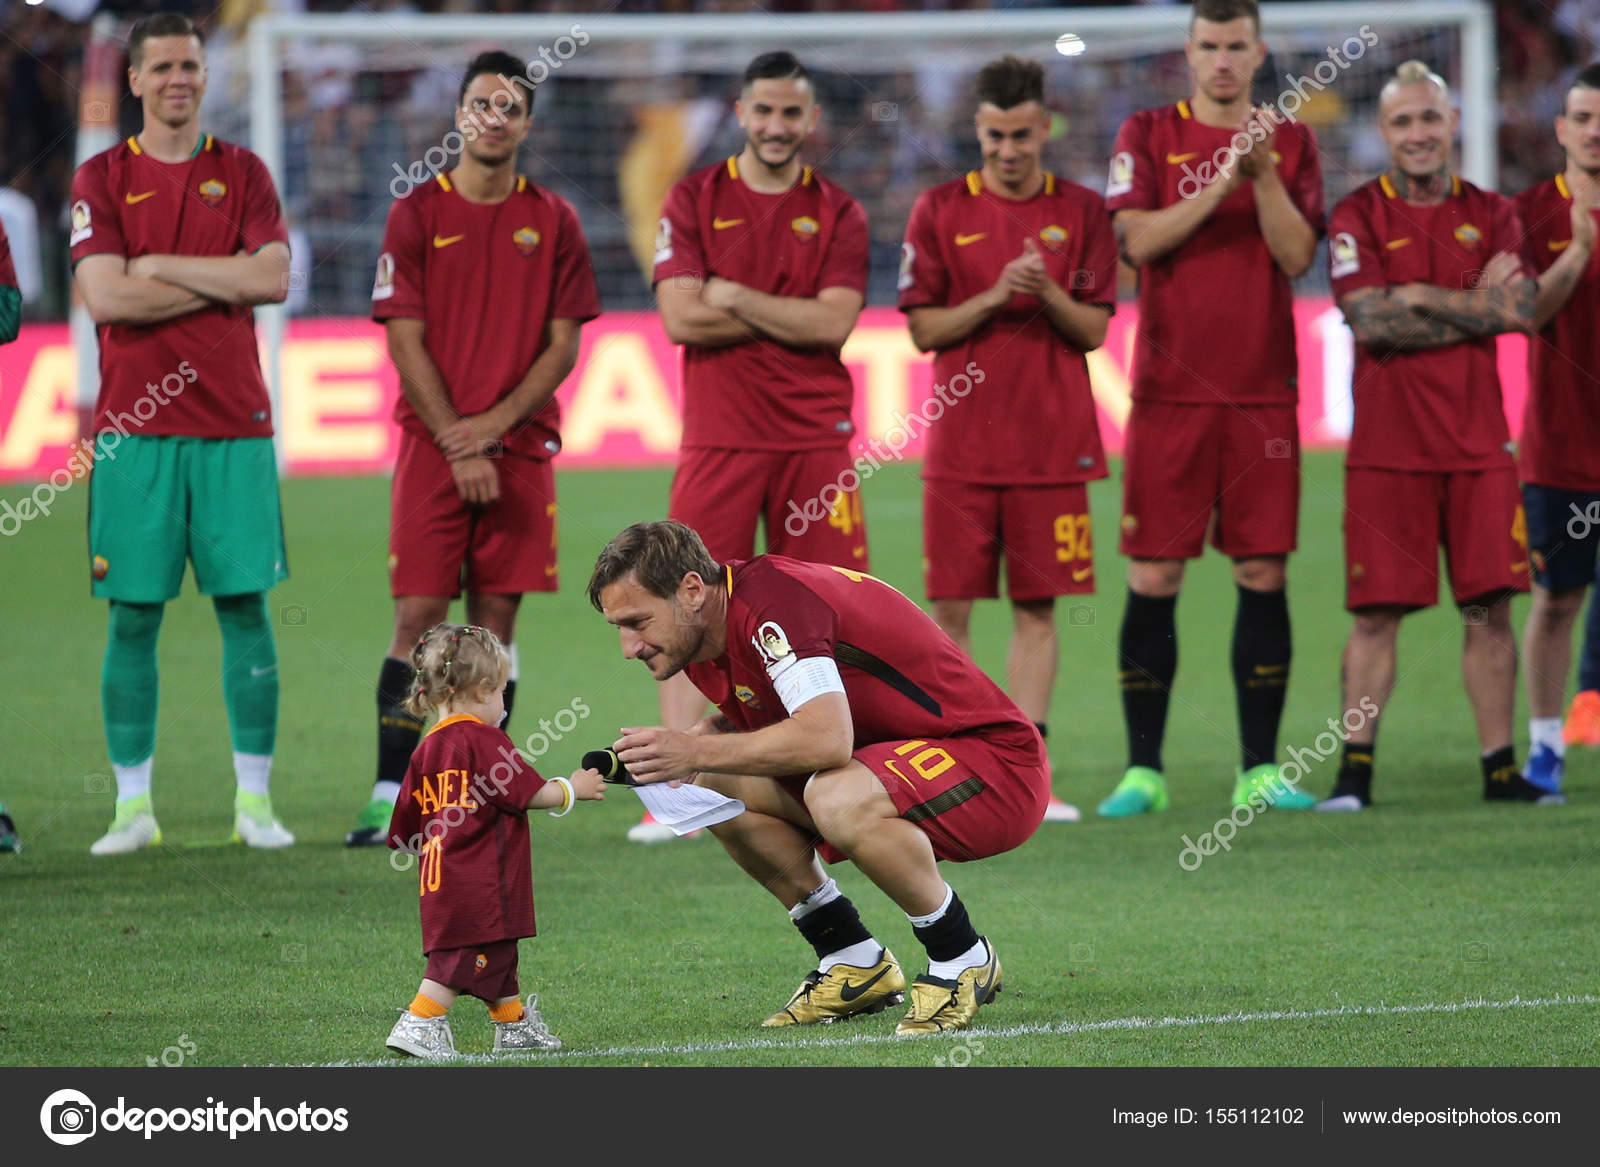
1338,286,1474,353
1389,252,1536,336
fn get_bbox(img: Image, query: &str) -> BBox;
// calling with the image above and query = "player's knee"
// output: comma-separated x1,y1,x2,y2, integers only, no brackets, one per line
1128,559,1182,597
109,600,165,644
213,592,268,630
1532,585,1585,622
803,769,885,842
1233,557,1285,591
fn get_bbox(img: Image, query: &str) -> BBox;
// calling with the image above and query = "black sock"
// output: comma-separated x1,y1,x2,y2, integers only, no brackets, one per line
794,897,872,963
1232,585,1291,770
912,892,980,965
1481,745,1519,795
502,678,517,730
377,656,423,789
1335,742,1375,798
1119,591,1177,771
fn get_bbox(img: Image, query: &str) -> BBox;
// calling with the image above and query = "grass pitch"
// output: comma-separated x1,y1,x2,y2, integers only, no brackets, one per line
2,454,1596,1067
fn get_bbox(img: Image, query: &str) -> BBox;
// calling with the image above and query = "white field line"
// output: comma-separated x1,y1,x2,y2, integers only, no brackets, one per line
287,993,1600,1067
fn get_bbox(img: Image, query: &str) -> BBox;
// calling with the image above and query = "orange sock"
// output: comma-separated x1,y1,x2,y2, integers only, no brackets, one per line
489,999,524,1023
409,993,449,1019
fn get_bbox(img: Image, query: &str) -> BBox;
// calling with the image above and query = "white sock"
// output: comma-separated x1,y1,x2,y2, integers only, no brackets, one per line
1530,717,1566,756
788,877,842,921
233,752,272,797
113,757,153,803
372,780,402,804
928,938,989,981
819,939,882,973
905,883,954,929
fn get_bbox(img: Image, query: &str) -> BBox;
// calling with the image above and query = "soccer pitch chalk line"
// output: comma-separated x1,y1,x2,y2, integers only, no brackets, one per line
298,993,1599,1066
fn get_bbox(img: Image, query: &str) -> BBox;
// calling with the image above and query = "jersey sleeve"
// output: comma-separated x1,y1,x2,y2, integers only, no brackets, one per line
817,195,869,295
1286,124,1326,237
740,564,847,715
1327,193,1387,297
238,150,291,254
371,195,426,321
474,728,547,814
651,178,705,287
1105,115,1158,213
550,196,602,322
69,158,127,264
1488,193,1537,281
896,189,948,311
1074,196,1120,310
387,761,425,850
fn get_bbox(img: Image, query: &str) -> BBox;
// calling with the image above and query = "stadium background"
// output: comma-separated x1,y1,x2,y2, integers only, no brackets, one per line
2,1,1598,1072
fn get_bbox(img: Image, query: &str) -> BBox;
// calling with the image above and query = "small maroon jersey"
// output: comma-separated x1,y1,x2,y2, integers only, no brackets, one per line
1105,101,1324,405
69,135,288,438
0,221,16,289
1329,173,1529,472
1513,174,1600,491
372,173,601,460
684,557,1039,756
387,715,546,953
652,157,870,450
897,170,1117,486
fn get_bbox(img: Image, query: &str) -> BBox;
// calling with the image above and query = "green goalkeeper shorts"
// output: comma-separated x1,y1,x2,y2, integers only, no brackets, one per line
88,435,289,602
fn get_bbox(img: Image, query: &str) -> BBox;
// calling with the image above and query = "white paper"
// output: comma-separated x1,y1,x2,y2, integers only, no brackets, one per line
632,782,745,835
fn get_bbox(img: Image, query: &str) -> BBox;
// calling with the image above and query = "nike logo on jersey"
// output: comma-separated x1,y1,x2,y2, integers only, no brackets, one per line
1385,237,1412,250
955,232,986,246
1166,152,1198,164
125,191,157,205
713,217,745,230
433,234,465,248
838,966,894,1002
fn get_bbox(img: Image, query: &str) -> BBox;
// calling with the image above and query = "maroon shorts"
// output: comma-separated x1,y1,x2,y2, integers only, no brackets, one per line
1119,400,1299,560
669,447,869,568
924,479,1095,600
787,733,1050,865
389,431,556,598
424,938,521,1002
1344,465,1531,611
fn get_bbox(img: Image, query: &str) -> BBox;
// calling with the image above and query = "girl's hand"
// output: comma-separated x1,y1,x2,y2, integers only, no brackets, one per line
567,767,608,802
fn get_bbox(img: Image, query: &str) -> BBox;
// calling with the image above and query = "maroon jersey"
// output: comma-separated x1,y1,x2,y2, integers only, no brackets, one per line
684,557,1039,756
1514,175,1600,490
0,221,15,289
69,135,288,438
373,173,601,460
897,171,1116,486
653,157,869,450
1329,174,1528,472
1105,102,1324,405
387,715,546,953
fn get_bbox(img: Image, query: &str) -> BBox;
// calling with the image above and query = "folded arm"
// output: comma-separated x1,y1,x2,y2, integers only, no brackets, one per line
127,242,291,307
73,253,212,325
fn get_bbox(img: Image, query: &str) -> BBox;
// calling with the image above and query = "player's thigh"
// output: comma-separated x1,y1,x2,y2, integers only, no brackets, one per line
390,431,470,599
470,454,556,595
1119,401,1221,560
851,735,1051,863
1213,404,1299,558
669,447,762,560
1522,482,1600,593
999,482,1094,599
1445,467,1531,605
88,434,188,602
1344,466,1442,612
186,437,289,597
923,477,1001,600
692,771,817,832
766,446,869,568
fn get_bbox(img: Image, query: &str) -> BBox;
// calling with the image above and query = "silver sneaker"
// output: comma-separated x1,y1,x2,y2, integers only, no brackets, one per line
493,995,562,1053
385,1010,456,1059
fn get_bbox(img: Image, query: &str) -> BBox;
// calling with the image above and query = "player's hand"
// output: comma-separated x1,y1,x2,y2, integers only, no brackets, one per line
436,413,504,462
566,767,608,802
1479,251,1524,288
701,277,742,313
450,456,500,505
614,726,699,786
1570,195,1598,255
1000,240,1050,298
1237,109,1277,180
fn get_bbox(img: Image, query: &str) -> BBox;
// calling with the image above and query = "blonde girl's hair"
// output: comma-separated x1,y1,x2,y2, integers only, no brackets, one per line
405,623,511,719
